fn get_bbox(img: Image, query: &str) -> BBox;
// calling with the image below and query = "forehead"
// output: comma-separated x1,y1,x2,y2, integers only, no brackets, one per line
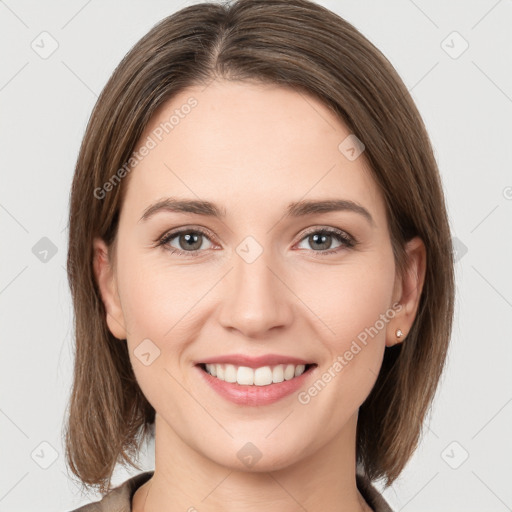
120,80,385,225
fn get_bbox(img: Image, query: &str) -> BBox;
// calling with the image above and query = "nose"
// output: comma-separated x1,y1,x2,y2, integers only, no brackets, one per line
217,247,294,338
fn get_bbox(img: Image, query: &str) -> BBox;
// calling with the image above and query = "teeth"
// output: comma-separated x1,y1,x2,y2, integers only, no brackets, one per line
225,364,237,383
204,363,308,386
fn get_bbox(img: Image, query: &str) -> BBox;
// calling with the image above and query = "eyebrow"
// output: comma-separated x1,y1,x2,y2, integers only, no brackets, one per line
139,197,374,226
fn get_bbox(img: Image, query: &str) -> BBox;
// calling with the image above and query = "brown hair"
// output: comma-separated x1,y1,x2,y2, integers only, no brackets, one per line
64,0,454,494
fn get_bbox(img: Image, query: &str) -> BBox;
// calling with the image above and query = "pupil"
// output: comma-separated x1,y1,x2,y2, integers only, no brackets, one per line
182,233,201,250
312,233,330,250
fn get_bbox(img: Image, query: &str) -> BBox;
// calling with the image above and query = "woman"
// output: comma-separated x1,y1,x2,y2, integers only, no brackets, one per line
64,0,454,510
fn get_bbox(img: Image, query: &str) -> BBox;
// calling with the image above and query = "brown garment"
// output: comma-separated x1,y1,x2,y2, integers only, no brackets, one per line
68,470,393,511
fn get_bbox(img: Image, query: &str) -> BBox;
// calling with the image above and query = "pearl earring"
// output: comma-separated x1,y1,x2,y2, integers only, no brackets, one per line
395,328,404,339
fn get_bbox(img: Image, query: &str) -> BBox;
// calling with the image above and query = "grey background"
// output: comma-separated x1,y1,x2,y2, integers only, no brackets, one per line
1,0,511,510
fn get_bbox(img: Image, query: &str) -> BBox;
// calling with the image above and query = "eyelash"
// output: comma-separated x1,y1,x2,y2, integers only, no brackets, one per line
155,226,357,258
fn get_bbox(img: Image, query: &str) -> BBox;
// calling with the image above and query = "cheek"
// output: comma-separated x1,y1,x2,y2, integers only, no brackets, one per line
117,255,213,398
295,250,396,399
298,252,395,341
118,253,205,337
116,257,199,413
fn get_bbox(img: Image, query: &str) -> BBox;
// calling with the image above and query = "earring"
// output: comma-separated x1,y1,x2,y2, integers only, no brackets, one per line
395,328,404,339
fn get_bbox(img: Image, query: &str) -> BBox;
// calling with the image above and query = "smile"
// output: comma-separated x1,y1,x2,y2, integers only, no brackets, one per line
199,363,316,386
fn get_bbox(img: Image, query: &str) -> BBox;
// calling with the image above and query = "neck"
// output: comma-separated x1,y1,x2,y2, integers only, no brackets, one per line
133,413,371,512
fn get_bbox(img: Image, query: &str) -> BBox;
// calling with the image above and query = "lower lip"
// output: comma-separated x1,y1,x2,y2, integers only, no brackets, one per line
195,365,316,406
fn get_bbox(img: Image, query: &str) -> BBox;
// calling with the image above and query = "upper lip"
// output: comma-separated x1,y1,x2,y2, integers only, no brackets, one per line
196,354,315,369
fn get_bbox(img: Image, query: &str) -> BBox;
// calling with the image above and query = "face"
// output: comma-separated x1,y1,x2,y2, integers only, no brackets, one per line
94,79,422,472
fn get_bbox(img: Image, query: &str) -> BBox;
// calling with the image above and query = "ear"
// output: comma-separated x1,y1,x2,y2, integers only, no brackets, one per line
92,237,127,340
387,236,426,347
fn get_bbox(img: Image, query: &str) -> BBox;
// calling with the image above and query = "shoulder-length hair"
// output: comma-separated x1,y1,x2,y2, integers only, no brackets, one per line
65,0,454,494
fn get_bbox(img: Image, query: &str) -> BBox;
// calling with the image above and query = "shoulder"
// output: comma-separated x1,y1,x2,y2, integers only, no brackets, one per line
356,473,394,512
66,471,154,512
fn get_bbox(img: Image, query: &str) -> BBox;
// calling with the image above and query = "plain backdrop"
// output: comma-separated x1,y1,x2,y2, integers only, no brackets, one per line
1,0,511,510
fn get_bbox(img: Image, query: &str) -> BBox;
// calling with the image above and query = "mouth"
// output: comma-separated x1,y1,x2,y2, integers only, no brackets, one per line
196,362,318,387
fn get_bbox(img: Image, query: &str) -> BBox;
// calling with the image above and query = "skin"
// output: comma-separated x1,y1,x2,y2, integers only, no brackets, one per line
93,79,426,512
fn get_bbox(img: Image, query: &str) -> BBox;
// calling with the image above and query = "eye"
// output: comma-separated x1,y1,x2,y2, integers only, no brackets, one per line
157,227,215,257
156,226,356,258
295,227,356,255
